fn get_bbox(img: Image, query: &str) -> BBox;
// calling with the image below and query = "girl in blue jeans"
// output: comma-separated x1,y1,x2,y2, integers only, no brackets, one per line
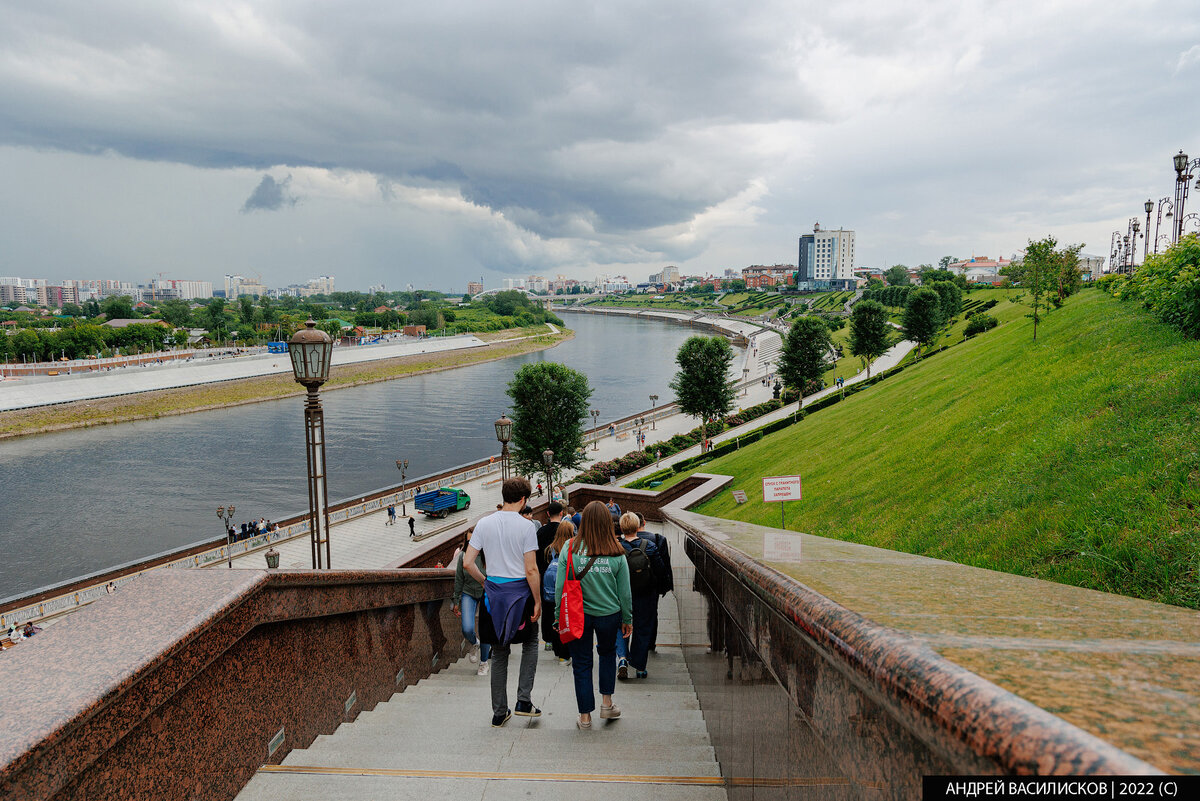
554,501,632,729
453,544,491,675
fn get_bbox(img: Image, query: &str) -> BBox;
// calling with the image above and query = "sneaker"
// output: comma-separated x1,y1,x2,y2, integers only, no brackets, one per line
617,659,629,680
477,660,489,676
514,700,541,717
576,715,592,730
544,642,553,651
468,643,480,664
558,657,571,666
636,670,648,679
491,709,511,727
600,704,621,719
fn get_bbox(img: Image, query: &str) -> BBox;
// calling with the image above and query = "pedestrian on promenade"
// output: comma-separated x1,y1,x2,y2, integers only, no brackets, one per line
386,503,396,526
536,482,543,497
462,477,542,727
408,515,416,538
554,501,632,729
614,512,668,679
635,512,672,651
453,537,491,676
535,503,570,660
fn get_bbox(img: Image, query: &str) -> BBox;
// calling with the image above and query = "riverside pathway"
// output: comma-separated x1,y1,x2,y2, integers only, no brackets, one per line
221,327,914,572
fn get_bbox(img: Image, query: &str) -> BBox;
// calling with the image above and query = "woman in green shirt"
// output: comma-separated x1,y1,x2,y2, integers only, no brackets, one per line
554,501,633,729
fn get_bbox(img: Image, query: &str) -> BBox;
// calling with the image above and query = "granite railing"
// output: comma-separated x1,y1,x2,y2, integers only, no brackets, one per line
0,566,460,801
564,473,1171,793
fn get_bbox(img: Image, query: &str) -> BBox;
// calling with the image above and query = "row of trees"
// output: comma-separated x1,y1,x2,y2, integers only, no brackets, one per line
0,322,177,361
1100,233,1199,338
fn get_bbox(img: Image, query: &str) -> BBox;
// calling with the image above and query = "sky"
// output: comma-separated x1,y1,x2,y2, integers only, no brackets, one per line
1,0,1198,293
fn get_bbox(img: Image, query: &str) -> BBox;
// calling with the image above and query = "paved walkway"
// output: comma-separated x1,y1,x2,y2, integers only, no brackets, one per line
235,525,725,801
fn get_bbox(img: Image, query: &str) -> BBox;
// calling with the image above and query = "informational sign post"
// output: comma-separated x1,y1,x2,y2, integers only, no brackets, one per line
762,474,802,528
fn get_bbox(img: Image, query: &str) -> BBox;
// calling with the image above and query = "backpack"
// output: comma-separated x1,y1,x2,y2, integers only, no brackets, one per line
625,538,654,593
543,551,559,602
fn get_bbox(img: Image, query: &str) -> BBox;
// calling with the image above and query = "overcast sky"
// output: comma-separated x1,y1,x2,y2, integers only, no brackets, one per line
1,0,1197,292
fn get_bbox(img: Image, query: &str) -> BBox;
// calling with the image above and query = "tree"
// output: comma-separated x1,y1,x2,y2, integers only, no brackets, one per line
507,362,593,475
158,298,193,328
60,302,85,318
238,295,256,324
928,280,963,322
902,288,943,354
778,317,832,396
939,256,958,270
100,295,135,320
1001,236,1082,341
669,335,736,445
201,298,228,332
884,265,910,286
848,299,891,377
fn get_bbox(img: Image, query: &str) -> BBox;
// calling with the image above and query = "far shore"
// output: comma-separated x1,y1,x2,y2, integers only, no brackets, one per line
0,328,571,441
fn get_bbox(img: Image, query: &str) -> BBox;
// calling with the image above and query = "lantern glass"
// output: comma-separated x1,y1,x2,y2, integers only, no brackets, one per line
288,320,334,385
494,414,513,444
1145,199,1154,214
1175,151,1189,173
542,449,554,468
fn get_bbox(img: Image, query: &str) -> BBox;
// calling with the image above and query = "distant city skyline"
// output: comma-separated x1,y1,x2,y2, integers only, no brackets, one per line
1,2,1197,290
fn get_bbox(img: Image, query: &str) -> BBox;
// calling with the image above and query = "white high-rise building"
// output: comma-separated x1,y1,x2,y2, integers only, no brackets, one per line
797,224,856,285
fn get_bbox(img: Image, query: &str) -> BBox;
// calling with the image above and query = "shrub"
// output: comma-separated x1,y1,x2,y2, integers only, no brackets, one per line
964,313,999,337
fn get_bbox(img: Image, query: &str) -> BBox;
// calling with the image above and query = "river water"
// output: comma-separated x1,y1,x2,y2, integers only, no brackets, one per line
0,313,725,599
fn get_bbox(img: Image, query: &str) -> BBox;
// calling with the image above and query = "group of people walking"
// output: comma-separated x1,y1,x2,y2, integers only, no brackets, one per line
454,478,672,729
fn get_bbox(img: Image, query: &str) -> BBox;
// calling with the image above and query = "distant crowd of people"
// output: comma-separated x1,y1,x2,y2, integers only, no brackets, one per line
228,518,278,542
452,478,672,729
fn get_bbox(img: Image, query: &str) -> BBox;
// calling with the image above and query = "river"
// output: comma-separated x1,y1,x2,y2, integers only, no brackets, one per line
0,313,732,599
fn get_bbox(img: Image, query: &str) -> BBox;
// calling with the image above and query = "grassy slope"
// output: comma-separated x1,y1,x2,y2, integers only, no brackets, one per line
689,290,1200,608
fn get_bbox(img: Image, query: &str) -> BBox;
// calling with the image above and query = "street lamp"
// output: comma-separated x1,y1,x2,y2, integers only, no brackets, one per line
648,395,658,429
543,449,555,502
743,367,749,395
1155,197,1174,254
494,413,512,481
395,459,409,514
590,408,600,450
1172,150,1200,243
288,319,334,569
1144,199,1154,260
217,505,236,568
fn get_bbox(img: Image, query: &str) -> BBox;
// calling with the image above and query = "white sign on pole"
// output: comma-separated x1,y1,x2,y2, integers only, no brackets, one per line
762,475,802,502
763,532,803,563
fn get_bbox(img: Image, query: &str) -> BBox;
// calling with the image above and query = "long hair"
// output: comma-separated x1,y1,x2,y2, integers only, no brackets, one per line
574,501,624,557
546,519,575,561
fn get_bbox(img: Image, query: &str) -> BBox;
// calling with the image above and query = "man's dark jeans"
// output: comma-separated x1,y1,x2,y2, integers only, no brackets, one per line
567,611,620,714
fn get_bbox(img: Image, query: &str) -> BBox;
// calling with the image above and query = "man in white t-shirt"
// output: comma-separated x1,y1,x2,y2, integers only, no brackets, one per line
463,477,542,727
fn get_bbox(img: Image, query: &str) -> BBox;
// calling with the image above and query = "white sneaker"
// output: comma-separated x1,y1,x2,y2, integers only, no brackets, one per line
477,660,490,676
468,643,480,663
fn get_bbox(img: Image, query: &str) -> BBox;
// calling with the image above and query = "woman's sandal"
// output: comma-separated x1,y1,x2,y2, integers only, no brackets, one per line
577,715,592,729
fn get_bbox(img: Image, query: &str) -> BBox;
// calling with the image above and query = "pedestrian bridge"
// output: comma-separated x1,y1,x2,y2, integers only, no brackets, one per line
1,475,1191,801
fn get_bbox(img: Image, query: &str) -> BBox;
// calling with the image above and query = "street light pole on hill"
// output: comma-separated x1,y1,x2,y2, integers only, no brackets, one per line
288,319,334,570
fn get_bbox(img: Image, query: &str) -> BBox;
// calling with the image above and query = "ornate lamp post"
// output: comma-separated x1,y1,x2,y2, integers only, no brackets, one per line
395,459,409,514
1122,234,1131,274
1154,197,1174,254
542,449,555,502
1144,199,1154,260
288,320,334,569
743,367,749,395
648,395,658,429
494,413,512,481
590,408,600,450
217,505,236,568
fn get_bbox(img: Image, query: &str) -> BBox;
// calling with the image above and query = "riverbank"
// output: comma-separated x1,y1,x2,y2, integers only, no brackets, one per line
0,329,571,440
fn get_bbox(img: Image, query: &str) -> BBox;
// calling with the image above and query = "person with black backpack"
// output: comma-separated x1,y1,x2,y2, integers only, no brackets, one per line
615,512,666,679
635,512,673,652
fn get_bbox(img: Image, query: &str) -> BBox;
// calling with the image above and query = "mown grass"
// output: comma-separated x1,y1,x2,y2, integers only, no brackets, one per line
0,331,571,439
684,291,1200,609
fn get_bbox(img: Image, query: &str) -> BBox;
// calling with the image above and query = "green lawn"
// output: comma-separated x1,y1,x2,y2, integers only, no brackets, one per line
683,290,1200,609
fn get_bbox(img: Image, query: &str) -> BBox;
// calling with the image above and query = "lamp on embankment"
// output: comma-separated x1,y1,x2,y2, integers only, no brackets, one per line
1144,199,1154,260
743,367,749,395
590,408,600,450
494,414,512,481
395,459,409,514
649,395,658,429
543,449,555,502
217,505,236,568
288,319,334,569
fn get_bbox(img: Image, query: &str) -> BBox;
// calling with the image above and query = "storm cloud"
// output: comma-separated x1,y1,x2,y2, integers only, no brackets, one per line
0,0,1197,288
241,174,297,213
